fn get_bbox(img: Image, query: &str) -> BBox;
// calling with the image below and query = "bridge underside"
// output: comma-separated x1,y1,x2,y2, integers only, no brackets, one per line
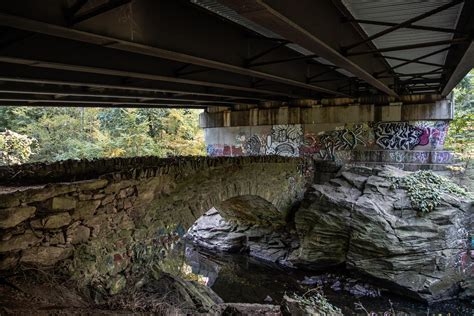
0,0,472,109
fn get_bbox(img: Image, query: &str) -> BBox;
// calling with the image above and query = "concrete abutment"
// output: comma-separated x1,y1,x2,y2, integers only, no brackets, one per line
201,96,460,171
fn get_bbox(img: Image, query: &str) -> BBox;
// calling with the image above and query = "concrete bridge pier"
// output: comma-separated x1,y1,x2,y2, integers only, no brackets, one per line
201,95,459,171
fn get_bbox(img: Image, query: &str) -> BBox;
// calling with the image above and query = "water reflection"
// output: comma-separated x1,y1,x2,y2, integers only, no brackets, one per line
180,243,474,315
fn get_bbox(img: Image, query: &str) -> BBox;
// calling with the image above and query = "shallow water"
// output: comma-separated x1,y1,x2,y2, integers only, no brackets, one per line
184,244,473,315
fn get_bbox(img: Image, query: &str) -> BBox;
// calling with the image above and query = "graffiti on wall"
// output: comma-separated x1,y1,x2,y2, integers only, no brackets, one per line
206,121,450,162
375,121,449,150
265,125,303,156
317,125,366,160
237,125,303,157
375,122,425,150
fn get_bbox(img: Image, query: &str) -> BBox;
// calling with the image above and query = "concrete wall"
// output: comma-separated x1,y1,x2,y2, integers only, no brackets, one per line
201,101,455,169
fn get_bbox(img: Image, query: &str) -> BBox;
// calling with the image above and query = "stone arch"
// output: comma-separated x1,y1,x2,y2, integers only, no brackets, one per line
0,157,309,268
138,160,307,231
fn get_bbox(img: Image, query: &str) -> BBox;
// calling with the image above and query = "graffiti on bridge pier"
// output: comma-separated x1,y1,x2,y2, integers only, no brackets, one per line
206,121,451,163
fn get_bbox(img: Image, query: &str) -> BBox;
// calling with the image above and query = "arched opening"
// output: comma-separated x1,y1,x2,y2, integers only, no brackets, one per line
184,195,294,262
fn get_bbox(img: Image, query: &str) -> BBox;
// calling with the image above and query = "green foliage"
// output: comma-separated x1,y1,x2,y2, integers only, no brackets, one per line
286,290,342,314
0,106,205,164
0,129,36,165
445,70,474,159
391,170,470,213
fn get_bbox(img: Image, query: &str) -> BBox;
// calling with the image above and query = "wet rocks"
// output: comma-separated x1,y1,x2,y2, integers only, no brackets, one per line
299,274,381,298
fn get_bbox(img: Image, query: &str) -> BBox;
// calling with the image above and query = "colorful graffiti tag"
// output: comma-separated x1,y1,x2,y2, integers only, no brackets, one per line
206,121,450,162
317,125,366,160
375,121,449,150
375,122,425,150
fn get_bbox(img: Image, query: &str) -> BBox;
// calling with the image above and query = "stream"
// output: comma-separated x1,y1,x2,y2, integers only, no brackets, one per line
183,243,473,315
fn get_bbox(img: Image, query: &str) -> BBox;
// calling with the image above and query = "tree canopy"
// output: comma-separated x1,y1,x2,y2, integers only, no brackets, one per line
0,107,205,165
445,69,474,160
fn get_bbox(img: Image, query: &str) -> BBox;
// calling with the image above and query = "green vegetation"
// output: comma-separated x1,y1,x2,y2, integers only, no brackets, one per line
391,170,470,213
0,129,35,164
445,69,474,160
284,290,342,315
0,107,205,165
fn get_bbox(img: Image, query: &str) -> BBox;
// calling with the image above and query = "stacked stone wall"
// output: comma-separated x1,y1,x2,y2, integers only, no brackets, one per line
0,156,308,272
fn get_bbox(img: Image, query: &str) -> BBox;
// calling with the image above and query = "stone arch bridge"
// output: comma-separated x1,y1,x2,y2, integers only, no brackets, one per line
0,156,309,268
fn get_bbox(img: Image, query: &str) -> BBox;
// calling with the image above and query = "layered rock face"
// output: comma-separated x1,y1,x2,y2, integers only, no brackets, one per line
185,208,297,264
290,165,472,302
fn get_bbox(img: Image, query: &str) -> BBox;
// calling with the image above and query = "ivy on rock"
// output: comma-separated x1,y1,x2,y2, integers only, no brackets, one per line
391,170,470,213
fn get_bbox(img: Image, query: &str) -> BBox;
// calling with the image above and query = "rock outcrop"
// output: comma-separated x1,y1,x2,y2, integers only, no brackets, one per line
185,208,297,264
290,165,472,302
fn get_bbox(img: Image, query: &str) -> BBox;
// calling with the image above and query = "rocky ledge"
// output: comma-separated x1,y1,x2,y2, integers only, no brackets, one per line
291,165,472,302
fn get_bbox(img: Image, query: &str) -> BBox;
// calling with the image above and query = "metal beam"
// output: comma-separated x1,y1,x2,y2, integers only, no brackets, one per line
245,40,290,65
0,13,341,96
0,87,245,105
379,55,446,69
218,0,398,97
248,54,319,68
441,0,474,95
0,55,305,98
68,0,132,25
64,0,89,21
306,68,338,83
442,42,474,95
0,76,270,101
342,0,464,51
374,47,452,76
0,99,208,109
377,69,447,80
349,38,469,57
344,18,464,35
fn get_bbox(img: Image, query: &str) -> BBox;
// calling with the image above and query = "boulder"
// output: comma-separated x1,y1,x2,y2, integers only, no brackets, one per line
186,208,295,263
290,165,472,302
185,208,247,252
0,206,36,229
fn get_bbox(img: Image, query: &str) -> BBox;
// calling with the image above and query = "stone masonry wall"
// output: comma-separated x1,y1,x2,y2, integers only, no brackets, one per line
0,156,309,272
